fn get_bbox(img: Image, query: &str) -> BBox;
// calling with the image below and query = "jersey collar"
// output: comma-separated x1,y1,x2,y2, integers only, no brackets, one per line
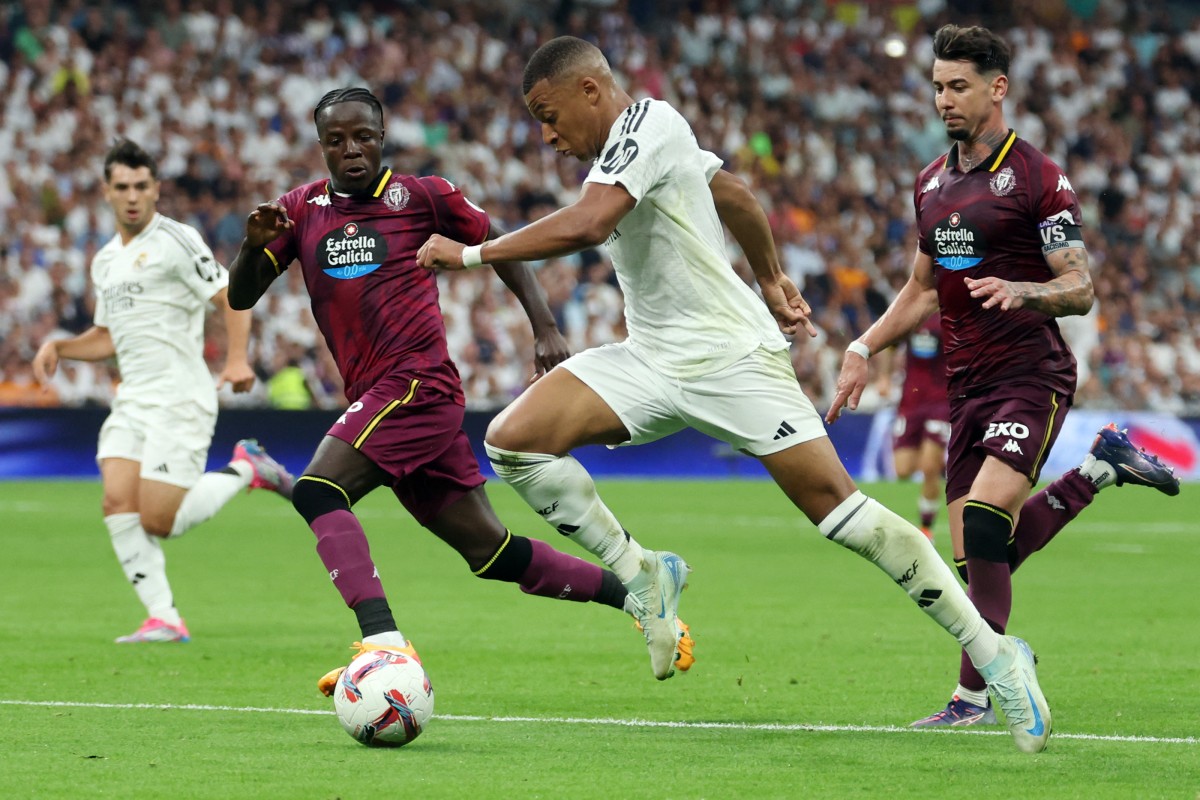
943,130,1017,173
327,167,394,200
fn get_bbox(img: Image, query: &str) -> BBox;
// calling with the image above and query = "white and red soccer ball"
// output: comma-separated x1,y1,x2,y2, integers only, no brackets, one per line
333,649,434,747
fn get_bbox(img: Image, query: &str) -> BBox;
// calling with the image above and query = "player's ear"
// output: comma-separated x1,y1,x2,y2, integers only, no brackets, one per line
991,73,1008,102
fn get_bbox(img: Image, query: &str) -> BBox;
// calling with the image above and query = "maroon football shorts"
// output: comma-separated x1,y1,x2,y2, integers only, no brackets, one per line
892,402,951,451
945,382,1073,504
328,372,485,525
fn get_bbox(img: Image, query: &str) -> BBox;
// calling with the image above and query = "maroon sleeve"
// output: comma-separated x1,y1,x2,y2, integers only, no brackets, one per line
1031,156,1084,228
264,187,305,270
417,176,491,245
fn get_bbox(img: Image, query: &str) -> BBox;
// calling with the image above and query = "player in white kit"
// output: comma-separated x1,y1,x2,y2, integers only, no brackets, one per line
417,36,1052,751
32,139,293,643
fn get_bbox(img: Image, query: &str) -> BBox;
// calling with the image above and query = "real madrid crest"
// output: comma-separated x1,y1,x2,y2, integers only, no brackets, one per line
385,182,410,212
990,166,1016,197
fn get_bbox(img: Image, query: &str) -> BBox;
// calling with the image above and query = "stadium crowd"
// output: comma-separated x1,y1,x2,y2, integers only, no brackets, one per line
1,0,1198,414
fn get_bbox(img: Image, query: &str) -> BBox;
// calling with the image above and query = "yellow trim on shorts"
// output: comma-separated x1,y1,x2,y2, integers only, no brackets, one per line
296,475,350,506
263,247,282,275
472,530,512,576
1029,391,1060,482
351,379,421,449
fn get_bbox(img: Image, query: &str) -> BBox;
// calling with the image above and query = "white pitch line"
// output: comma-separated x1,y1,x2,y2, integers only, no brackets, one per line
2,699,1195,745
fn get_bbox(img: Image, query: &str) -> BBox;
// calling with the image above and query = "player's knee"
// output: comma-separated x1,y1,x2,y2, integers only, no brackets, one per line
139,513,172,538
962,501,1013,562
472,533,533,582
292,476,351,524
485,408,541,453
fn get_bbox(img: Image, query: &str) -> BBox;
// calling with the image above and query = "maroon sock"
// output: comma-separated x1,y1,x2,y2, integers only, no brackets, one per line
518,538,603,602
1009,469,1097,571
312,509,386,607
958,568,1010,692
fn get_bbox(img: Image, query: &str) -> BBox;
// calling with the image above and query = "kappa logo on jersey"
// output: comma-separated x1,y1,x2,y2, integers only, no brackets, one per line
921,175,940,194
600,138,639,175
984,421,1030,441
336,401,364,426
1056,174,1074,193
1002,439,1024,454
931,211,985,271
319,223,387,280
308,194,331,206
990,166,1016,197
384,182,410,212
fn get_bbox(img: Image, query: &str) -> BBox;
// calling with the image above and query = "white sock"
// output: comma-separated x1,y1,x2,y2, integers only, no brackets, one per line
105,512,181,625
363,631,409,649
818,491,999,668
1077,454,1117,489
955,684,990,708
169,465,251,537
918,496,940,517
484,443,647,583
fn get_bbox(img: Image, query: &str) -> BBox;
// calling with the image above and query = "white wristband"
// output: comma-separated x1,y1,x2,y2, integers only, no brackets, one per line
461,243,486,269
846,341,871,360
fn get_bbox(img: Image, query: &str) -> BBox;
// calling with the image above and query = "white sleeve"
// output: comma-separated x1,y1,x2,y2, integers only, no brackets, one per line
699,148,723,182
585,100,680,202
169,223,229,301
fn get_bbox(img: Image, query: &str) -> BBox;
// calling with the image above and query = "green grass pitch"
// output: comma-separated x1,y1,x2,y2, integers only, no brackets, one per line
1,478,1196,799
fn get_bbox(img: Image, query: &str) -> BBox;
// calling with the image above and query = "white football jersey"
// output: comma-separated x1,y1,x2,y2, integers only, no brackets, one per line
584,98,787,378
91,213,227,412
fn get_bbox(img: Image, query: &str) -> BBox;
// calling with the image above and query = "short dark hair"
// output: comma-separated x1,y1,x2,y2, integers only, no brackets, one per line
522,36,596,95
313,87,384,131
104,139,158,181
932,24,1011,76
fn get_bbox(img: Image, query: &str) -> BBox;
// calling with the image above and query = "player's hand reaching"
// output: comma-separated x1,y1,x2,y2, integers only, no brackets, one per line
826,350,869,424
217,360,257,394
531,327,570,382
244,202,293,248
416,235,468,270
965,275,1025,311
31,341,59,387
759,275,818,337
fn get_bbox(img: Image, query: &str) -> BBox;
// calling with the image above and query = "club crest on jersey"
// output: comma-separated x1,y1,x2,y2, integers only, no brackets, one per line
931,211,984,271
384,183,410,212
990,166,1016,197
320,223,387,280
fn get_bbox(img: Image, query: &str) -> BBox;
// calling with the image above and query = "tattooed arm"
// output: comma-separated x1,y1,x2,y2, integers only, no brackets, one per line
963,246,1093,317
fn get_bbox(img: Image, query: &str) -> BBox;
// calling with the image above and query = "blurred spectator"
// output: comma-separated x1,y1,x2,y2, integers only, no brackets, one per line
1,0,1197,415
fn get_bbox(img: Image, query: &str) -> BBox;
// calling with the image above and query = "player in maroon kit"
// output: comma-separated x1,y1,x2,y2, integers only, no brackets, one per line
227,88,693,691
828,25,1178,728
879,314,950,539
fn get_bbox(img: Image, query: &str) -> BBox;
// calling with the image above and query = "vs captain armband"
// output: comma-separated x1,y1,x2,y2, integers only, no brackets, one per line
1037,210,1085,255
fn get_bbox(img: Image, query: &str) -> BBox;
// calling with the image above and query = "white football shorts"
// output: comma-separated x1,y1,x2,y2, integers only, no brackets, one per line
97,395,216,488
560,342,827,457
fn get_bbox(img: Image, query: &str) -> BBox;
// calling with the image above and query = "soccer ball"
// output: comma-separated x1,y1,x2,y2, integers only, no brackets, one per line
333,649,434,747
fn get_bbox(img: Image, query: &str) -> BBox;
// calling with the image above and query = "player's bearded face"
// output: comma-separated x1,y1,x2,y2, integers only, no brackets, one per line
318,102,385,194
103,164,159,232
932,59,997,142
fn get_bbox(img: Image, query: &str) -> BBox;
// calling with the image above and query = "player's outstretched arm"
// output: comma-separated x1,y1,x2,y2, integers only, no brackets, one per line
209,287,256,393
31,326,115,384
417,183,635,270
827,249,938,423
708,169,816,338
228,202,293,310
486,223,571,379
965,246,1093,316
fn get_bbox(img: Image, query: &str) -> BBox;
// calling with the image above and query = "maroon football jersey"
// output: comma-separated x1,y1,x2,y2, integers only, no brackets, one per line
265,169,490,403
914,132,1081,397
898,313,948,414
